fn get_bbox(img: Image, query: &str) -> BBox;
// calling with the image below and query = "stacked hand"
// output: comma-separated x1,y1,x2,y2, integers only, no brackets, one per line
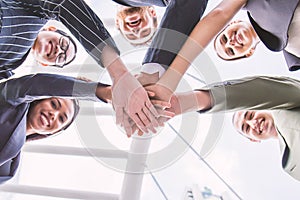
125,72,176,137
112,71,175,137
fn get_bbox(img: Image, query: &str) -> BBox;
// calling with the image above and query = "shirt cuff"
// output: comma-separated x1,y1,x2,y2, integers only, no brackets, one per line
141,63,166,78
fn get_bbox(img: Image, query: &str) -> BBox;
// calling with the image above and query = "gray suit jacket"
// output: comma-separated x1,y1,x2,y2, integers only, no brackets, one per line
274,110,300,181
201,76,300,181
244,0,300,71
0,73,101,184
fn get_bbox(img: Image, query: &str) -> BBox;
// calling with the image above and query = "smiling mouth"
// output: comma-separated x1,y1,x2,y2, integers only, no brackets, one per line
235,31,244,46
40,113,50,127
46,41,54,58
258,118,265,134
126,19,141,28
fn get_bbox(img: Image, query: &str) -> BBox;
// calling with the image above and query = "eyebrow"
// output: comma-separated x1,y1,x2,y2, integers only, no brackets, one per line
241,111,248,133
56,98,69,121
219,37,231,57
141,28,150,37
126,33,137,40
219,35,225,46
56,98,62,108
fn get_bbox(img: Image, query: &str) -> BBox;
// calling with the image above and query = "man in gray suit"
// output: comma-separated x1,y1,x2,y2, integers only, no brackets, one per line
133,76,300,180
233,109,300,181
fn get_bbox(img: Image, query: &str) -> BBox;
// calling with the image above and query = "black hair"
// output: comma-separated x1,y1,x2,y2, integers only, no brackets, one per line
26,98,80,142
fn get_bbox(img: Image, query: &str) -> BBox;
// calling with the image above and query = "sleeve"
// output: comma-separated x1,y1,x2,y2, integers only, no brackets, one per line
0,153,21,185
35,0,120,66
0,73,102,106
283,50,300,71
143,0,208,69
200,76,300,113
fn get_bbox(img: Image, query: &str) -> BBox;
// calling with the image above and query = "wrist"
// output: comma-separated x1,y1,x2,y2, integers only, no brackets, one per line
194,90,212,111
177,91,200,114
158,68,183,92
96,83,112,103
102,46,128,81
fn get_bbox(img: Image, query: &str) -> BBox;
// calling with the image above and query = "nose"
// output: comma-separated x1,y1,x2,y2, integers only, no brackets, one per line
228,33,236,46
131,27,140,35
49,110,60,122
246,119,258,131
55,44,64,56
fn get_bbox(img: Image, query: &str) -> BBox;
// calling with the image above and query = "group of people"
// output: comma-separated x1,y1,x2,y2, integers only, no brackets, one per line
0,0,299,186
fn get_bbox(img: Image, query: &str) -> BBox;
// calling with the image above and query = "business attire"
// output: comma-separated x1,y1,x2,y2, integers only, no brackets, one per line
112,0,170,7
143,0,208,70
244,0,300,71
0,73,103,184
201,76,300,181
0,0,122,79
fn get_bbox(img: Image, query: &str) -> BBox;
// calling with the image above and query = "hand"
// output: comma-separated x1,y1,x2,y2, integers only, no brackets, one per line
76,76,93,82
128,105,175,137
112,72,160,133
145,83,173,103
136,72,159,86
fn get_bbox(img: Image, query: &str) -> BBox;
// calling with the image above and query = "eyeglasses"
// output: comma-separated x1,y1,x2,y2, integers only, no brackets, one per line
55,35,71,67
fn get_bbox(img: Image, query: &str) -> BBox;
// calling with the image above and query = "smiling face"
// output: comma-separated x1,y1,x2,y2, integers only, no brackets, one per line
26,97,75,135
32,28,76,67
233,110,278,142
214,21,259,60
116,6,157,45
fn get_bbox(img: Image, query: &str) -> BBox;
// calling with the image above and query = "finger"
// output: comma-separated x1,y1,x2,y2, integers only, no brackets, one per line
137,109,157,133
137,129,144,136
115,107,124,126
132,125,139,135
145,101,159,117
123,114,133,138
142,107,159,128
160,110,175,118
131,113,148,133
151,100,171,108
136,110,154,131
158,117,169,126
147,91,155,97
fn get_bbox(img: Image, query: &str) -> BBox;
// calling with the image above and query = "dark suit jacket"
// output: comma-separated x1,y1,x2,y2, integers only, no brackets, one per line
112,0,169,7
244,0,300,71
0,73,101,184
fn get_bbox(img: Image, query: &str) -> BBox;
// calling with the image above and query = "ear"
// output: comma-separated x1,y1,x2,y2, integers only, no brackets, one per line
148,6,157,17
45,26,57,32
40,62,49,67
245,47,256,57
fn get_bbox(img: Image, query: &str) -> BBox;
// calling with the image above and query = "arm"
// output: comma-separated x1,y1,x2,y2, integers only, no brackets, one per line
34,0,160,132
0,73,110,106
171,76,300,115
150,0,247,99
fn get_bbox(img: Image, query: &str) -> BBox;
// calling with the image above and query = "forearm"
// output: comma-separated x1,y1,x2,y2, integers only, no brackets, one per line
201,76,300,113
164,0,246,83
174,90,212,115
101,46,128,81
0,74,102,105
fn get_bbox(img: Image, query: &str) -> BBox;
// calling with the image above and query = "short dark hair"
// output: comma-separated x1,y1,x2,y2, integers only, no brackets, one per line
26,99,80,142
